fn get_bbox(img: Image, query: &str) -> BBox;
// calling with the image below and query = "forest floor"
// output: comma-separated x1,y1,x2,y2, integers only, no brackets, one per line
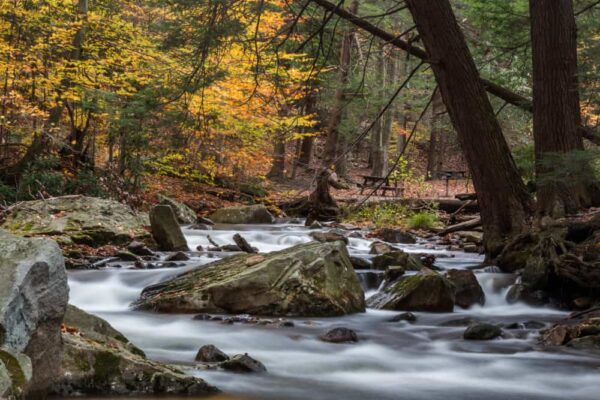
140,170,474,216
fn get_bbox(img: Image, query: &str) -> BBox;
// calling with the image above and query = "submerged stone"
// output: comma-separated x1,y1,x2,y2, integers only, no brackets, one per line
319,327,359,343
387,312,417,323
463,323,502,340
220,354,266,373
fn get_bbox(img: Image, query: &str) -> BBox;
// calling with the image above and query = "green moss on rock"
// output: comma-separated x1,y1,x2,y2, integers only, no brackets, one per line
93,351,121,380
135,241,365,317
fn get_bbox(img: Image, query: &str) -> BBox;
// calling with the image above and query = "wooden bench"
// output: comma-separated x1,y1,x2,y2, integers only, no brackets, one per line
433,170,468,197
358,175,403,197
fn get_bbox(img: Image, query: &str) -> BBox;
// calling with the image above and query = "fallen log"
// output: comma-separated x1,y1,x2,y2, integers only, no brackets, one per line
440,217,482,235
455,193,477,201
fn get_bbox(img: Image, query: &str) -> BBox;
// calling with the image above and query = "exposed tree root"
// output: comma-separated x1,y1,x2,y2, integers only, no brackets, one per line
497,212,600,308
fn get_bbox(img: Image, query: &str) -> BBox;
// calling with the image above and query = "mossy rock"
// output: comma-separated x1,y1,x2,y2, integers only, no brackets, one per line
1,195,149,246
135,241,365,317
371,250,424,271
208,204,274,224
52,308,217,396
0,349,32,398
158,194,197,224
367,268,455,312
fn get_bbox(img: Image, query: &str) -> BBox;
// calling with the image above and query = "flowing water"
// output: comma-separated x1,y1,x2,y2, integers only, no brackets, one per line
66,222,600,400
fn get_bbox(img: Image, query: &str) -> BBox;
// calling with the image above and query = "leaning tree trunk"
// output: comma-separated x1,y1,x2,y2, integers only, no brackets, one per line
405,0,533,256
530,0,600,217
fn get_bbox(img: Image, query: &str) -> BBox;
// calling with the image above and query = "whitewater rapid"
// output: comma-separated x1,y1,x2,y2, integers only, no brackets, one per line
66,222,600,400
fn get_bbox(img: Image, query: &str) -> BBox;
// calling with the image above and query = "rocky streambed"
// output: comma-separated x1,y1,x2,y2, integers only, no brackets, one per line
61,221,600,400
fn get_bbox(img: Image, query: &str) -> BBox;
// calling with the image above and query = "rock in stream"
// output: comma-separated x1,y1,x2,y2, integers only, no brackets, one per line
135,241,365,317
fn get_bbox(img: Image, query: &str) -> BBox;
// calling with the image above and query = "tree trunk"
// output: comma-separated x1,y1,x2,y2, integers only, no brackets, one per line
306,169,341,225
297,92,318,168
267,136,286,179
405,0,533,256
324,0,358,174
118,128,127,176
427,90,445,179
530,0,600,217
382,49,395,160
371,42,390,177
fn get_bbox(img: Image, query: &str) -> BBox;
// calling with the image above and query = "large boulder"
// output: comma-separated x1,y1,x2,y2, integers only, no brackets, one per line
149,205,189,251
135,241,365,317
0,230,69,397
1,195,148,246
158,194,197,225
208,205,274,224
446,269,485,309
52,305,218,396
367,268,455,312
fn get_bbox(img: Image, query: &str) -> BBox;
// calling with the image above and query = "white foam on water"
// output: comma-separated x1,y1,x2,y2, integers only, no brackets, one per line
65,222,600,400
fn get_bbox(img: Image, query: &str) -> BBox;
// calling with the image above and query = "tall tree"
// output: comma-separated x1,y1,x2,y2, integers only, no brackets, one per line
426,90,445,178
529,0,600,217
323,0,358,175
405,0,532,255
370,42,390,177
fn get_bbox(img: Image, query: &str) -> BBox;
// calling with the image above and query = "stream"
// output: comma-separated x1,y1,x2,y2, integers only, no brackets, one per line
65,222,600,400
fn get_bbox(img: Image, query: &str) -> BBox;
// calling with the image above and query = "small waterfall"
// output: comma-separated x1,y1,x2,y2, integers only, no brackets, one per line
355,269,384,292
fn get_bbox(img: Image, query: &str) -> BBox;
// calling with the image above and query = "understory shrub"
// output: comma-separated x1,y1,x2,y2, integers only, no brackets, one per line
344,203,410,228
407,211,440,230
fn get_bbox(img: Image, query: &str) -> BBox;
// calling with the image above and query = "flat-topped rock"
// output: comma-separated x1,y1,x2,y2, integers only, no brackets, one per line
1,195,148,246
135,241,365,317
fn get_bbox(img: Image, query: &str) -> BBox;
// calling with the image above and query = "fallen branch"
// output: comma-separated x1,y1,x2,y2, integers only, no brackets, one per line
440,217,482,235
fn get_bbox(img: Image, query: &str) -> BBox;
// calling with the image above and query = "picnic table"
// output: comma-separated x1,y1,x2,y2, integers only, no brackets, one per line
433,170,469,197
358,175,402,197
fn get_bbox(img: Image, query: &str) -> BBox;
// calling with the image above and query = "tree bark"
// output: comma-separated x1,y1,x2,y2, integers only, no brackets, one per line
530,0,600,217
323,0,358,174
371,42,388,177
267,136,286,179
405,0,533,256
297,92,317,168
427,90,445,178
